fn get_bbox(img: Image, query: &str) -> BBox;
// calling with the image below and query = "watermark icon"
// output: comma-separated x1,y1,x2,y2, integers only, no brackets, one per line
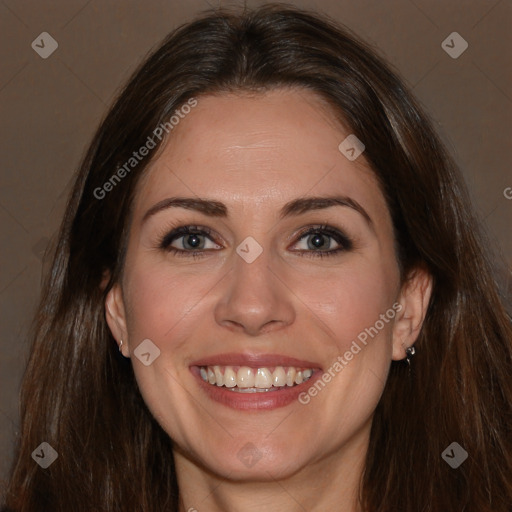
441,442,468,469
441,32,468,59
133,338,161,366
32,236,49,261
236,236,263,263
237,442,263,468
504,187,512,200
298,302,403,404
93,98,198,200
338,134,365,161
31,32,58,59
31,442,58,468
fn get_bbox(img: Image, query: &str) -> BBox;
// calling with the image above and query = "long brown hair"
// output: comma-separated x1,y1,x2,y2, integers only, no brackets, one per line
2,4,511,511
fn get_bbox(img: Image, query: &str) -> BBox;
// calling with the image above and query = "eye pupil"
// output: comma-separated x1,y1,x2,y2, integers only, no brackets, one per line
309,234,327,249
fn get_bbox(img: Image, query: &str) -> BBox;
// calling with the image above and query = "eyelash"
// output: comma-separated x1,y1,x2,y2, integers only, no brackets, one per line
158,224,353,259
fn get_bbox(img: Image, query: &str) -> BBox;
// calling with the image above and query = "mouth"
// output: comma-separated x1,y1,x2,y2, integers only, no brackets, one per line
189,353,322,410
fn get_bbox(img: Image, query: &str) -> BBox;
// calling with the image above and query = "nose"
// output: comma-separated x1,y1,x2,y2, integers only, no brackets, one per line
214,246,296,336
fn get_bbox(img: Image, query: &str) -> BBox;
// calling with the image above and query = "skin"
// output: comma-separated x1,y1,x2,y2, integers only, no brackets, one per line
106,87,432,512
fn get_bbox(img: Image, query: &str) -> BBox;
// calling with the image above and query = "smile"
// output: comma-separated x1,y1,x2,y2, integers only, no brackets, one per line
190,353,322,410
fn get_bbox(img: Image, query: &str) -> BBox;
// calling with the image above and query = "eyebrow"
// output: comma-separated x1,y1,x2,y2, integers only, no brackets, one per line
142,195,373,227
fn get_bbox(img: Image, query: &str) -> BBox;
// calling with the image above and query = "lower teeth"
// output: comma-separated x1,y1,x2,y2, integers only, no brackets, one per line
228,387,282,393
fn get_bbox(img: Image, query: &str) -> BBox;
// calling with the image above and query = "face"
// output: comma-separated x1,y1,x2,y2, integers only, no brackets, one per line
106,87,430,483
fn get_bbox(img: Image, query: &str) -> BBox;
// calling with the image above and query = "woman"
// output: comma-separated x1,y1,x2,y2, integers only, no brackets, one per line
2,4,511,511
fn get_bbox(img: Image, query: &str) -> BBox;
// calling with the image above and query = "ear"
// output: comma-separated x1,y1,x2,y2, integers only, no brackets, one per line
105,283,130,357
391,266,433,361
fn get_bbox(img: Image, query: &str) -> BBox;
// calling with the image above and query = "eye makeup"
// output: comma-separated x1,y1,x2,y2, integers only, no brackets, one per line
156,222,354,260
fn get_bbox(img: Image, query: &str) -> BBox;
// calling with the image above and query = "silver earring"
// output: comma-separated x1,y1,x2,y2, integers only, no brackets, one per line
119,339,123,352
405,345,416,365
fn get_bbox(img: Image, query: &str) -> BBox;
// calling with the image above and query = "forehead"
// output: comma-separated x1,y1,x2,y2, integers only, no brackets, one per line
133,88,388,222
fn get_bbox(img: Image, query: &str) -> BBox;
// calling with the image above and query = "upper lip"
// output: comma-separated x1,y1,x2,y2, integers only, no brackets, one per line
190,352,322,369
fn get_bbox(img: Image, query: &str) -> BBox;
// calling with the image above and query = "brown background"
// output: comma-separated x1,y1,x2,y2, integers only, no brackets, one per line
1,0,511,483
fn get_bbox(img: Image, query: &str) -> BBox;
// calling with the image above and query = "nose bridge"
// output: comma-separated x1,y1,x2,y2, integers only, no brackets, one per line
230,237,278,310
213,235,295,335
234,238,274,295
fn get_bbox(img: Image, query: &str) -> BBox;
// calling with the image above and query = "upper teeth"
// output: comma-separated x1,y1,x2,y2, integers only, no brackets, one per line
199,365,314,389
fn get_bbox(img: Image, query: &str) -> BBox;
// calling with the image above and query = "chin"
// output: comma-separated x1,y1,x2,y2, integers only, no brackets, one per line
194,437,311,482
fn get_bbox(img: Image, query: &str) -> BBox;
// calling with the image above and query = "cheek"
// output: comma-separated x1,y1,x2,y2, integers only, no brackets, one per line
295,257,398,354
122,257,214,429
296,263,397,423
124,257,212,346
291,254,398,416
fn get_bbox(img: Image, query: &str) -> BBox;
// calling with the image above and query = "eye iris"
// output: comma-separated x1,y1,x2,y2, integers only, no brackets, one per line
309,233,328,250
184,233,203,249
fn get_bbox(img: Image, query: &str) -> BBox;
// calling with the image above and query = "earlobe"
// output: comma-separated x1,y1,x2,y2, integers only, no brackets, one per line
105,283,130,357
391,266,433,361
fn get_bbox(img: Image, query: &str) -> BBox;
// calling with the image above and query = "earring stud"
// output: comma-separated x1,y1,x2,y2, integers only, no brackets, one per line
119,339,123,352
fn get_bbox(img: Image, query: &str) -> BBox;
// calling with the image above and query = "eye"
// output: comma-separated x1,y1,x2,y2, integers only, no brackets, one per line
158,224,353,259
290,225,353,258
159,225,221,257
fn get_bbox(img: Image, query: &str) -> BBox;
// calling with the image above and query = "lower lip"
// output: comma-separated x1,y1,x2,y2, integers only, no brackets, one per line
190,366,322,411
